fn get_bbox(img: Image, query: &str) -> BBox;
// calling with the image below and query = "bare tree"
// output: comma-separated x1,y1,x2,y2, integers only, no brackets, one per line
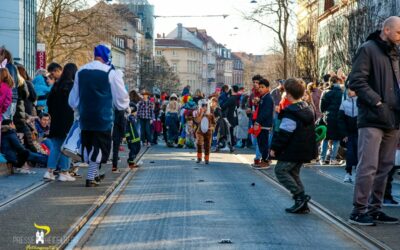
244,0,295,79
37,1,126,65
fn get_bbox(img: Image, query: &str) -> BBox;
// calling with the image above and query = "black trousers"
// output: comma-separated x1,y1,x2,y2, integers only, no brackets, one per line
257,129,270,162
112,110,126,168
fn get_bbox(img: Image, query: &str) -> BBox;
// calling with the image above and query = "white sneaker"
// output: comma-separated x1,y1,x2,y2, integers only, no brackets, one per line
220,146,230,152
58,172,76,182
330,159,344,165
43,171,56,181
343,173,352,183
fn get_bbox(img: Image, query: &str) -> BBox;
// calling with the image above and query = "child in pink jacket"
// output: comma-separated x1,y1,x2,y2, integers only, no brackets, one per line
0,68,14,138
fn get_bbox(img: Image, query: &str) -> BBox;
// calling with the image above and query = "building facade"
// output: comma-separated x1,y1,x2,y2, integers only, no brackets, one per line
155,39,203,92
297,0,400,78
232,54,244,87
0,0,36,76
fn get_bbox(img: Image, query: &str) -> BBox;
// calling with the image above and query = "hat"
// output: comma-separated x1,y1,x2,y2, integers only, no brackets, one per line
184,100,197,110
94,45,111,65
182,95,192,104
170,93,178,100
141,90,151,96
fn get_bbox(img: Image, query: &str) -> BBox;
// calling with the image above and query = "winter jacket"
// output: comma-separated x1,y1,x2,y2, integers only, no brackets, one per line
348,30,400,129
13,80,29,127
255,92,274,128
236,107,249,139
218,91,229,107
0,83,12,121
271,101,317,162
311,88,322,119
47,79,74,138
33,75,52,109
338,96,358,136
1,125,28,163
221,95,239,127
271,87,283,107
320,84,343,140
125,115,140,144
35,119,49,139
24,80,37,115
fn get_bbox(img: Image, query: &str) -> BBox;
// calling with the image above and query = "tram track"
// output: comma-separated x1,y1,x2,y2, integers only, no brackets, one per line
0,180,50,210
234,154,391,250
59,147,149,250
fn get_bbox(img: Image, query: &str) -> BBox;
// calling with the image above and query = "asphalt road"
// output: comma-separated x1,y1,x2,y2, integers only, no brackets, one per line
80,146,362,250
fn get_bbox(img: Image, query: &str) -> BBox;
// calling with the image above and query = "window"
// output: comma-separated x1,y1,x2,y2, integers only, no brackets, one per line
172,63,177,72
156,50,162,56
173,50,177,56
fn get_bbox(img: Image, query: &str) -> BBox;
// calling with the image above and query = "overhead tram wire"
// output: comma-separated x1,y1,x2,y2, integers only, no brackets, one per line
153,14,229,19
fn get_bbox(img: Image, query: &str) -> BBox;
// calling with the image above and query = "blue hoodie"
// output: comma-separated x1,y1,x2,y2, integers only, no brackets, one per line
33,75,52,109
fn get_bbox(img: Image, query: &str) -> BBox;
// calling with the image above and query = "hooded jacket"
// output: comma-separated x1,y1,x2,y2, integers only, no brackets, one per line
271,101,317,162
338,95,358,136
348,30,400,129
33,75,52,108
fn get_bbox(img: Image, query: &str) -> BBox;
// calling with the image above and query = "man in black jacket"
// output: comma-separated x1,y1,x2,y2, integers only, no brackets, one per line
221,85,240,152
348,16,400,226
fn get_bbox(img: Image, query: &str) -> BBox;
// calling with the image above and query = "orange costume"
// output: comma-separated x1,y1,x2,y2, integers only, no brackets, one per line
194,108,216,164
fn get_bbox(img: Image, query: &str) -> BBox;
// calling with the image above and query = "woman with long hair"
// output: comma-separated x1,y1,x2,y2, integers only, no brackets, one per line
44,63,77,181
16,64,37,116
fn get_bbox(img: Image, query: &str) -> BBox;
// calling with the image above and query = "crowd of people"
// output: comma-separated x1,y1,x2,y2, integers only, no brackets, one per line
1,15,400,226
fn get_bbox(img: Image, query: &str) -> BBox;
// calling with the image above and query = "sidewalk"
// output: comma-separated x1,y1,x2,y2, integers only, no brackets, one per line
0,149,138,250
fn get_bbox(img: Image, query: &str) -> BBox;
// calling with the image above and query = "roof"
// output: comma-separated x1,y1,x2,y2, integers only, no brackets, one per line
155,39,201,50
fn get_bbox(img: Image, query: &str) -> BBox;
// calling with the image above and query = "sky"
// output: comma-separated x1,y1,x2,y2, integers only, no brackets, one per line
148,0,284,55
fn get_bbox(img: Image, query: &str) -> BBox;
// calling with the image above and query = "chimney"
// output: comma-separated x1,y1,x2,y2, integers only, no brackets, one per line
177,23,183,39
162,33,165,38
157,33,161,38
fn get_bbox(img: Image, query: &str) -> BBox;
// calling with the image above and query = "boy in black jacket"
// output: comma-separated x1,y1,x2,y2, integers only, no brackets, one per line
270,78,317,213
125,105,141,168
253,79,274,168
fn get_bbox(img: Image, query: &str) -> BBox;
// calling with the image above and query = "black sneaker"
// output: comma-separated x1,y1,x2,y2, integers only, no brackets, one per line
86,179,100,187
285,195,311,213
383,198,400,207
196,158,201,163
296,203,311,214
368,211,399,224
348,213,375,226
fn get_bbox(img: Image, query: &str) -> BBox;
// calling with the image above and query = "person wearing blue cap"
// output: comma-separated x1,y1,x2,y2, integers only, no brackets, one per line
68,44,130,187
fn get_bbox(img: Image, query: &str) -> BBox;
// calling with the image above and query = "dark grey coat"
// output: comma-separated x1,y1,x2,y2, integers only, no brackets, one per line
348,30,400,130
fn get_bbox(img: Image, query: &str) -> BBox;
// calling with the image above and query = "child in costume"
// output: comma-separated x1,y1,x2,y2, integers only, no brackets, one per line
183,100,197,149
177,95,192,148
125,105,141,168
194,99,216,164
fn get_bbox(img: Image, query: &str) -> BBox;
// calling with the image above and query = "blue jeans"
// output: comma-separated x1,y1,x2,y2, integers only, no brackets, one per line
346,134,358,173
28,152,48,166
252,134,261,160
320,140,340,161
47,137,70,171
139,119,152,143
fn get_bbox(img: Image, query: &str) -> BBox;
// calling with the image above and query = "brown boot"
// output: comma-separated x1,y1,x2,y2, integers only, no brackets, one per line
251,159,261,168
256,160,270,169
196,152,202,163
204,155,210,164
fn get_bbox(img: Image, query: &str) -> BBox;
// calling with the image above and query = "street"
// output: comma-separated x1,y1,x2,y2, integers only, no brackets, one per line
70,146,362,249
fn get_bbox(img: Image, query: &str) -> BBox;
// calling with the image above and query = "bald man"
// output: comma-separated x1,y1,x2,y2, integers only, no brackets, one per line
348,16,400,226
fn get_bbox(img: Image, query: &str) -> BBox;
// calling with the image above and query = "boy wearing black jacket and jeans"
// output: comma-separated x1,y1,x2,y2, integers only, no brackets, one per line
253,79,274,168
270,78,317,213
